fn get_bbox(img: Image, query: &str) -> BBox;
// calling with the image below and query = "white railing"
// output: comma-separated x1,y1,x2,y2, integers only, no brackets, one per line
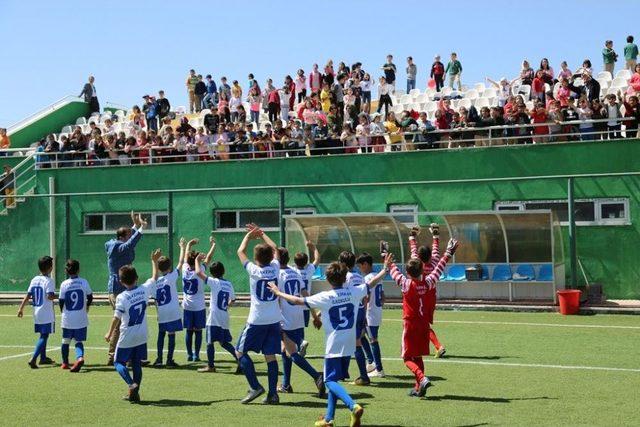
7,95,84,135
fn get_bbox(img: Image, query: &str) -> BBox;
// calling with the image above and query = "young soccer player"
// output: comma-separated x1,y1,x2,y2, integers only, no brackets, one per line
59,259,93,372
276,246,325,396
182,236,215,362
386,237,458,397
357,253,385,378
150,241,186,368
17,256,56,369
104,263,154,403
194,252,240,373
292,240,321,356
269,260,388,427
235,223,282,404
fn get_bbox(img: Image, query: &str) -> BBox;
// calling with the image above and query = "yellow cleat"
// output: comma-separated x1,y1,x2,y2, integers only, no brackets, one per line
350,404,364,427
435,347,446,358
314,418,334,427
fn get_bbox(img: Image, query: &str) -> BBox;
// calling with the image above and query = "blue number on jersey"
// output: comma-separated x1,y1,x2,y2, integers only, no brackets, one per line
328,303,355,331
255,279,277,302
66,289,84,311
183,278,198,295
128,302,147,326
283,279,300,305
31,287,44,307
216,291,230,311
374,285,383,307
156,285,172,306
301,279,309,292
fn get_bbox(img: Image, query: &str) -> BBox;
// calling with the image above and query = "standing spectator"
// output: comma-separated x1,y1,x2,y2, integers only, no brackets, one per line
574,59,592,78
218,77,231,101
570,72,601,102
278,85,291,122
156,90,171,123
295,69,307,104
486,77,511,107
79,76,99,115
622,92,639,138
430,55,445,92
591,99,607,140
628,64,640,94
517,60,535,85
186,69,199,113
602,40,618,75
531,71,546,102
143,95,158,132
605,93,622,139
576,98,595,141
266,84,280,123
445,53,463,90
530,102,549,143
309,64,322,95
247,87,262,125
1,165,15,208
324,60,335,85
376,77,393,118
624,35,639,71
0,128,10,156
231,80,243,99
406,56,417,94
229,92,242,122
360,73,373,113
194,75,206,113
248,73,260,93
203,75,217,108
332,74,346,122
382,54,397,90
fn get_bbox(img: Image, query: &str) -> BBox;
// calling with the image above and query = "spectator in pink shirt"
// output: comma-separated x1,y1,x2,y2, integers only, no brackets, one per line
627,64,640,94
556,78,571,107
309,64,322,94
539,58,554,85
558,61,572,81
295,69,307,104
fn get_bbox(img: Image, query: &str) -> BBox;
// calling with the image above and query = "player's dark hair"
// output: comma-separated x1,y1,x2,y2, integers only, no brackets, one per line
294,252,309,268
417,246,431,263
326,262,347,287
116,226,130,240
628,35,634,43
37,256,53,273
157,256,171,272
254,243,274,266
65,259,80,276
356,252,373,266
119,265,138,286
406,259,423,279
339,251,356,269
209,261,225,278
186,251,198,268
277,247,290,266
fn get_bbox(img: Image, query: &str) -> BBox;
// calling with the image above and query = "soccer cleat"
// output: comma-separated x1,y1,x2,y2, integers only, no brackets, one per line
350,377,371,386
140,360,150,367
165,359,179,368
197,366,216,373
106,357,114,366
187,355,194,362
262,393,280,405
435,347,446,358
366,362,376,373
369,369,385,378
408,388,420,398
299,340,309,357
314,417,334,427
277,384,293,393
39,357,55,365
61,363,70,370
70,358,85,373
315,375,326,398
234,363,243,375
193,357,201,362
240,386,265,404
28,359,39,369
123,384,141,403
350,403,364,427
417,378,432,397
152,358,163,368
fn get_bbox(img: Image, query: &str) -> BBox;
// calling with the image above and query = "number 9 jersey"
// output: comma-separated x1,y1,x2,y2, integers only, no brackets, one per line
244,260,281,325
59,277,93,329
114,279,154,348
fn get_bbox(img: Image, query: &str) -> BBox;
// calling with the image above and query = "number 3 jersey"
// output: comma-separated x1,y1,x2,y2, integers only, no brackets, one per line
205,277,235,329
154,268,182,324
114,280,154,348
59,277,93,329
303,285,368,358
181,264,207,312
244,260,281,325
278,267,305,331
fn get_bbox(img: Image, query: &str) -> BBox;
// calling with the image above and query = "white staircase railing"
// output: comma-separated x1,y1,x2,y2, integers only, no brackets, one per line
7,95,84,136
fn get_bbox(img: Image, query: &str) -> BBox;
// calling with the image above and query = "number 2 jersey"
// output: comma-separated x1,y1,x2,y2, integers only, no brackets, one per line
27,275,56,325
304,284,368,358
244,260,281,325
205,277,235,329
278,267,305,331
59,277,93,329
153,268,182,324
114,280,154,348
181,264,207,312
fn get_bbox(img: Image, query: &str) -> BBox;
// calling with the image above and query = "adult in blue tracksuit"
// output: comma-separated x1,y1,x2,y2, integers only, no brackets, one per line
105,212,145,364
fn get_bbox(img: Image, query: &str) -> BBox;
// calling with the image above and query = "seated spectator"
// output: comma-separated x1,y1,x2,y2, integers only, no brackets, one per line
539,58,555,85
43,134,60,168
558,61,572,81
627,64,640,94
573,59,592,78
384,111,403,151
413,112,436,149
622,92,640,138
530,101,549,144
517,60,534,85
576,98,595,141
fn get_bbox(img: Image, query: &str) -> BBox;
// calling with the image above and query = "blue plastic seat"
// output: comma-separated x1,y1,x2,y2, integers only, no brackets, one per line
537,264,553,281
492,264,512,281
480,265,489,280
447,265,467,281
514,264,535,281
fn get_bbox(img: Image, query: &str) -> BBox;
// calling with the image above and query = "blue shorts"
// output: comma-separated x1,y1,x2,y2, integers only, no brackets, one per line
324,356,351,382
206,326,232,344
282,328,305,348
62,327,87,341
183,309,206,330
366,325,379,340
303,310,310,327
34,323,54,334
159,319,183,333
236,322,281,355
356,308,366,338
115,343,148,365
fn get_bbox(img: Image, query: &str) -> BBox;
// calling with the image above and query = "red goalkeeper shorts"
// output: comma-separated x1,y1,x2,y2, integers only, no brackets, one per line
401,319,430,358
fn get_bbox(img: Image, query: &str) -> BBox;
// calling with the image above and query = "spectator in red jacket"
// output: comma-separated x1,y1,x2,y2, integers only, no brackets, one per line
430,55,445,92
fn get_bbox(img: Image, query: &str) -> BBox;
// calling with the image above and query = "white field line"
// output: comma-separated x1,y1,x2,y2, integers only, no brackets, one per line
0,344,638,373
0,351,35,361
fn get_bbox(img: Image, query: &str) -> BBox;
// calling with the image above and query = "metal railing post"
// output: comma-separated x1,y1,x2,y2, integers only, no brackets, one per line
168,191,174,261
48,177,57,283
567,177,578,288
279,188,286,247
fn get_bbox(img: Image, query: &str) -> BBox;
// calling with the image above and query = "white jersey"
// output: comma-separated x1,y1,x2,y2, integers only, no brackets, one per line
304,285,368,358
206,277,236,329
114,280,154,348
278,267,305,331
153,269,182,324
182,264,206,312
244,260,281,325
345,271,366,310
59,276,92,329
293,264,316,311
365,272,384,327
27,275,55,325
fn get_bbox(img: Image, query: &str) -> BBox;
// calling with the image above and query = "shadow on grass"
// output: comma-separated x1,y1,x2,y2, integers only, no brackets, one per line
426,394,556,403
442,355,514,361
137,398,237,407
384,375,447,382
454,423,490,427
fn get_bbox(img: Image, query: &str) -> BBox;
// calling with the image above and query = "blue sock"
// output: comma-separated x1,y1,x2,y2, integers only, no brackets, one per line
281,354,292,387
371,341,383,371
185,331,193,358
61,343,70,365
194,330,203,358
167,334,176,361
326,389,337,422
361,336,374,364
220,341,237,360
115,362,133,385
33,334,47,361
354,346,369,380
326,380,355,410
132,360,142,386
40,334,49,361
239,354,261,390
157,331,165,361
75,342,84,359
267,360,279,395
206,344,215,368
291,352,319,379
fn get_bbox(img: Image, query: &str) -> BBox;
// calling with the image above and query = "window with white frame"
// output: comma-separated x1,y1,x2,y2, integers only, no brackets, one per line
285,208,317,216
215,208,316,231
494,198,630,226
83,212,169,233
389,204,418,226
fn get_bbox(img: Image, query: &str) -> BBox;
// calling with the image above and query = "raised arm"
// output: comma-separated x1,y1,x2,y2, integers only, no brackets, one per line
408,226,420,259
307,241,321,266
429,223,441,268
177,237,187,270
151,248,161,281
194,253,207,281
237,230,255,265
204,235,216,265
247,223,279,261
365,253,393,289
117,214,145,253
425,239,459,288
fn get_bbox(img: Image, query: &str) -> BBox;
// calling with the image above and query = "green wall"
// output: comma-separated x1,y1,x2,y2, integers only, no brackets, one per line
1,140,638,298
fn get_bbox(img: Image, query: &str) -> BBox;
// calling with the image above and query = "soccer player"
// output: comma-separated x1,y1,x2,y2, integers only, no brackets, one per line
276,246,325,396
182,236,215,362
409,224,446,357
194,252,240,373
356,253,385,378
292,240,321,356
235,223,282,404
269,260,388,427
386,237,458,397
150,242,185,368
17,256,56,369
104,264,154,403
59,259,93,372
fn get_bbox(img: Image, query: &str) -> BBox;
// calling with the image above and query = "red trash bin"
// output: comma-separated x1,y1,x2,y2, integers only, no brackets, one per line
557,290,581,315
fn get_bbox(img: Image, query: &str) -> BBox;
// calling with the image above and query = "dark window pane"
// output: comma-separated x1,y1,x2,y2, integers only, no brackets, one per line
239,210,279,228
105,214,132,231
525,201,594,222
497,205,522,211
217,212,237,229
601,203,625,219
84,215,104,231
155,214,168,229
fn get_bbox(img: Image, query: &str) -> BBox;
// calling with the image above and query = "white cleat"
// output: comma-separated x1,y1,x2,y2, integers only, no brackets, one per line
369,369,385,378
366,362,377,373
299,340,309,357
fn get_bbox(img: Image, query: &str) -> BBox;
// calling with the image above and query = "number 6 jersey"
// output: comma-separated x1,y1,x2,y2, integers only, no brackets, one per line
114,280,154,348
243,260,281,325
205,277,236,329
154,268,182,324
59,276,93,329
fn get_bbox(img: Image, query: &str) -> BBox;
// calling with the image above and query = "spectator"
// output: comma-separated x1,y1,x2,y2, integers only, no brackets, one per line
217,92,230,123
324,60,335,85
376,76,393,118
237,105,247,124
332,74,346,122
628,64,640,94
142,95,158,132
384,111,403,151
570,72,601,102
266,83,280,123
558,61,573,80
574,59,592,78
203,109,220,134
355,113,371,153
624,35,639,71
248,73,260,93
382,54,397,90
591,98,607,140
360,73,373,113
517,60,535,86
156,90,171,124
247,87,262,125
309,64,322,95
203,75,218,108
556,77,571,107
576,98,595,141
79,75,100,115
622,92,639,138
194,75,206,112
539,58,555,85
0,128,10,156
547,101,563,142
488,107,506,145
186,69,199,113
218,76,231,101
532,70,546,102
129,105,146,131
231,80,243,99
445,52,463,90
562,98,580,140
1,165,15,208
406,56,417,93
295,69,307,104
369,113,386,152
486,77,511,107
43,134,60,167
602,40,618,75
430,55,445,92
605,93,622,139
229,92,242,122
279,85,291,122
530,101,549,144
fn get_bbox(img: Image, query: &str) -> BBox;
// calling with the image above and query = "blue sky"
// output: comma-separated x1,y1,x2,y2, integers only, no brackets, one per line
2,0,640,126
